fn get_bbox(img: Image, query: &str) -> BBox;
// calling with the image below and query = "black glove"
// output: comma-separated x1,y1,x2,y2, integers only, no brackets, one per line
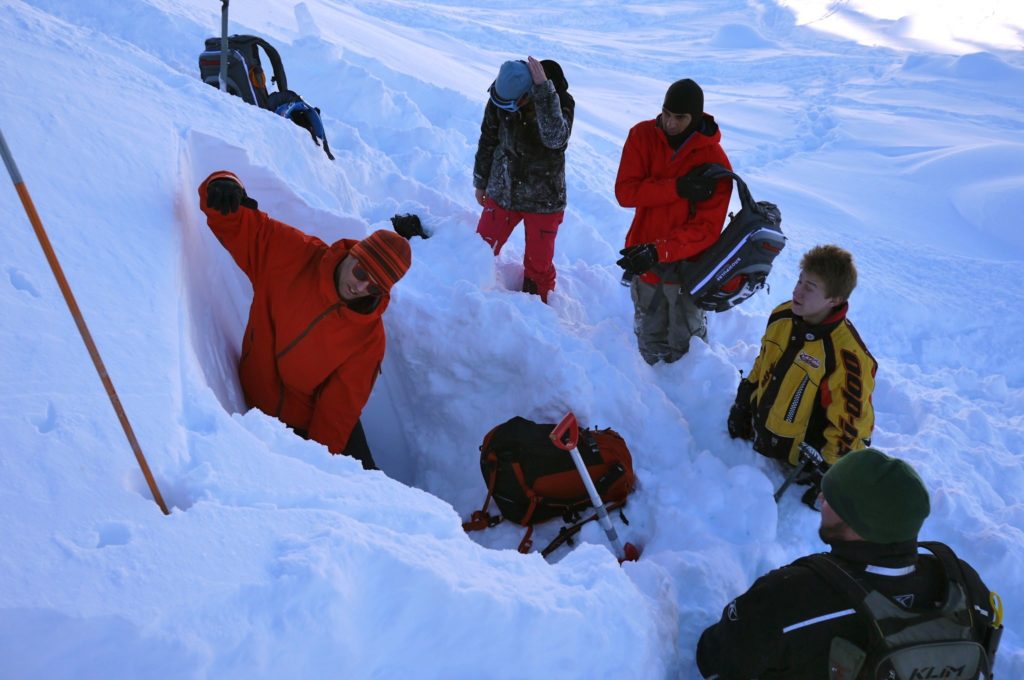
801,483,823,512
206,178,256,215
391,213,427,240
676,163,719,203
616,243,658,276
795,443,827,511
727,403,753,440
727,379,755,440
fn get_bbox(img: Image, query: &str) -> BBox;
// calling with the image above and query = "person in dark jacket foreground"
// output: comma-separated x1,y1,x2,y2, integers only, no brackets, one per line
199,171,411,470
473,56,574,303
696,448,1002,679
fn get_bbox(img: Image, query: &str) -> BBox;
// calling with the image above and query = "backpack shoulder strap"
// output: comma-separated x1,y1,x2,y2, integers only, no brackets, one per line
250,36,288,92
917,541,977,623
697,163,757,212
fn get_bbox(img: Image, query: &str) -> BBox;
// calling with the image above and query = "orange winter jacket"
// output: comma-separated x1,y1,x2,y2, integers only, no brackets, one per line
615,114,732,284
199,171,386,454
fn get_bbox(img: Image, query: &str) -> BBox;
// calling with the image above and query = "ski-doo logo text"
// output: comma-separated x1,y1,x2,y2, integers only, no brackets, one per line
836,349,864,453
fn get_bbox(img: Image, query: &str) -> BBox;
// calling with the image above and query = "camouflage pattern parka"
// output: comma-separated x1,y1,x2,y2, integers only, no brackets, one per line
472,62,574,214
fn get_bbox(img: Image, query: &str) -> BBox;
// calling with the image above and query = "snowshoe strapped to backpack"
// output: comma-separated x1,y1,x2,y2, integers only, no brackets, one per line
463,416,636,553
799,542,1001,680
199,35,333,159
679,165,785,312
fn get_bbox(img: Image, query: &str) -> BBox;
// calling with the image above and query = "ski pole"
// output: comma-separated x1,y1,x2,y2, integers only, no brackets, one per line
550,412,639,563
773,458,809,502
0,128,170,516
219,0,229,92
773,442,825,502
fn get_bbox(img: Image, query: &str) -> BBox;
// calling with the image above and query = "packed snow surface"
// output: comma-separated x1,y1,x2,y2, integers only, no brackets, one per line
1,0,1021,677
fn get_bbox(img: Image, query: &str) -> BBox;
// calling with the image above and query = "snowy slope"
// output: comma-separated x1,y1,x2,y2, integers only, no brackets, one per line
0,1,1021,677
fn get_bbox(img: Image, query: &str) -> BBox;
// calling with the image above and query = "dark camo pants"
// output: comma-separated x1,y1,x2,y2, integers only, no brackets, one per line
630,277,707,364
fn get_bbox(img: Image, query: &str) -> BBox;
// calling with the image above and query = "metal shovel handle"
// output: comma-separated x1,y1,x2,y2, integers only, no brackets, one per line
550,412,631,560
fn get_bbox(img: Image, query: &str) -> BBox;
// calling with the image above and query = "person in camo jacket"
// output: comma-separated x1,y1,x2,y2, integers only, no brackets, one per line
473,56,574,303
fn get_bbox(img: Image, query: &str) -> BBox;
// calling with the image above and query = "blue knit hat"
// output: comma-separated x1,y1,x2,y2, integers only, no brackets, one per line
492,60,532,104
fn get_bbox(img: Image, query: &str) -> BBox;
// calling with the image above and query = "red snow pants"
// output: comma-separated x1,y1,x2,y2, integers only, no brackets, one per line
476,198,562,303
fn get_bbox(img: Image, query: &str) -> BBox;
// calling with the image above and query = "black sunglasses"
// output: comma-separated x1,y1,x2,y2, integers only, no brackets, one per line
353,263,383,297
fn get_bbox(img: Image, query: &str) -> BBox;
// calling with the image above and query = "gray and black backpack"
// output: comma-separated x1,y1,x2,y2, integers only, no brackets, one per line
199,34,285,109
800,542,1002,680
679,165,785,312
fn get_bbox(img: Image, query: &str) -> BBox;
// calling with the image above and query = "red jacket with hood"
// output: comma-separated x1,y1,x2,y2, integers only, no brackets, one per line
615,114,732,284
199,171,385,454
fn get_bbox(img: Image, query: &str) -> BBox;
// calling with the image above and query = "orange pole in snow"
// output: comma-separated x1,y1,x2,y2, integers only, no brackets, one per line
0,127,170,515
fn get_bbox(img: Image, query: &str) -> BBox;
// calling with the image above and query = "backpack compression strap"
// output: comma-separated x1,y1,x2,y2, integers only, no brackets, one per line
462,450,503,532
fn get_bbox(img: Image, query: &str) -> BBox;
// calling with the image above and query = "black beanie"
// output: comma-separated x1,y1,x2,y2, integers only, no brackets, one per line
821,448,931,544
663,79,704,118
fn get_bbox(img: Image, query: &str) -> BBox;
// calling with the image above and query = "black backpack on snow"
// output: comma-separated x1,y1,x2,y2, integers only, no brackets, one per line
799,542,1002,680
198,35,334,159
679,165,785,312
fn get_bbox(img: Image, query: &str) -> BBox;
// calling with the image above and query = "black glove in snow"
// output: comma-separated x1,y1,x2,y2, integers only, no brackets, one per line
676,164,719,203
206,178,255,215
727,403,753,440
616,243,659,276
391,213,427,240
727,379,755,440
801,483,823,512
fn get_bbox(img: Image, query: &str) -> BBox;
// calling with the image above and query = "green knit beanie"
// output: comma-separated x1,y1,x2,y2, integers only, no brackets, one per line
821,448,930,544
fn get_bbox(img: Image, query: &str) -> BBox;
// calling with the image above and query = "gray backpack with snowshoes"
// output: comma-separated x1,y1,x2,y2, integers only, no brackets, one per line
679,165,785,312
800,542,1000,680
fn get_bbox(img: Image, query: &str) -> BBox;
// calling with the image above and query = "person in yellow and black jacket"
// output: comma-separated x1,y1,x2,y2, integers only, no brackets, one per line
727,245,876,508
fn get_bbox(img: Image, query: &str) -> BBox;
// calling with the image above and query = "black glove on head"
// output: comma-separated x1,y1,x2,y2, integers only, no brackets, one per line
616,243,658,276
676,163,719,203
206,178,256,215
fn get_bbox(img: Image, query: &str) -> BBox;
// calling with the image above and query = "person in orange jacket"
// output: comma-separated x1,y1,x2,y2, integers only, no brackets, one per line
615,78,732,364
198,171,412,470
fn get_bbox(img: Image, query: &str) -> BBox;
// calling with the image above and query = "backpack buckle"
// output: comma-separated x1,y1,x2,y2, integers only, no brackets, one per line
462,510,502,532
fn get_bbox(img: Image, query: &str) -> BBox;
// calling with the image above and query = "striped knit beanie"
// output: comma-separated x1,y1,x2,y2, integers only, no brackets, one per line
349,230,411,292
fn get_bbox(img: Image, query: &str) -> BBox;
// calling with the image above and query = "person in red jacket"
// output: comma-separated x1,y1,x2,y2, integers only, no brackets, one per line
615,79,732,364
198,171,411,470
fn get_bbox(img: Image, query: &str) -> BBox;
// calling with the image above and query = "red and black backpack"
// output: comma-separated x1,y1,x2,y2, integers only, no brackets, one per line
462,416,636,553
